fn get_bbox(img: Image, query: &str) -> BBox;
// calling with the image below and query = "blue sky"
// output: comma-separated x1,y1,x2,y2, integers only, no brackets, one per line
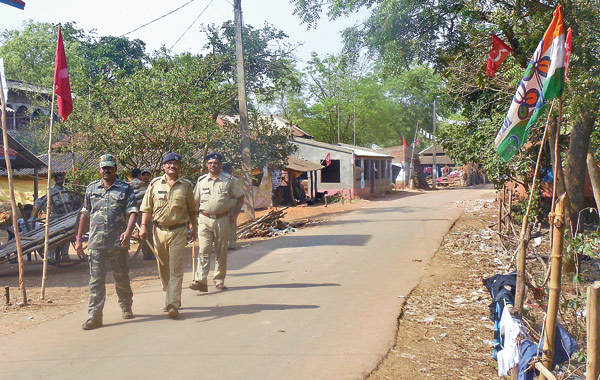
0,0,366,65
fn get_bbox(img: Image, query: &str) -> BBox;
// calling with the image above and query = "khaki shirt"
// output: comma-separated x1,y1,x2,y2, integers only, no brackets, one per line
194,173,244,215
81,179,138,250
140,174,195,226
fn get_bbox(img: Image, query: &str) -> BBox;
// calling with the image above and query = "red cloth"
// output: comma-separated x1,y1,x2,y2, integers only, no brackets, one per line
54,25,73,122
486,34,512,78
325,153,331,167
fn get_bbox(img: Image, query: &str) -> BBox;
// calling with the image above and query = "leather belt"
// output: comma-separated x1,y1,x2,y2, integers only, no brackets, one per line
155,223,187,231
199,210,229,219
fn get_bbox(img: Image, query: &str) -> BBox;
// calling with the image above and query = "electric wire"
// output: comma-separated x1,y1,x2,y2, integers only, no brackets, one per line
120,0,197,37
170,0,214,50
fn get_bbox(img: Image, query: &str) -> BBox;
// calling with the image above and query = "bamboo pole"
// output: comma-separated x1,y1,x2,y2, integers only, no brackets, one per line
41,74,57,300
586,281,600,380
515,100,556,313
498,186,504,233
0,69,28,305
539,193,567,380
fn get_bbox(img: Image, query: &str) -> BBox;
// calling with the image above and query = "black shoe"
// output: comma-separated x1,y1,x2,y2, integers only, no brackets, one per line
82,319,103,330
122,308,134,319
189,281,208,292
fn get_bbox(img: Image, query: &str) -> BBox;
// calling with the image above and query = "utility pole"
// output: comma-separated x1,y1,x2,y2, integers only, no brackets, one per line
233,0,254,220
432,99,437,190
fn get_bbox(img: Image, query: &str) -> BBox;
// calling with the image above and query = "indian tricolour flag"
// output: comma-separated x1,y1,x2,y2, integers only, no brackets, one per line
495,5,566,162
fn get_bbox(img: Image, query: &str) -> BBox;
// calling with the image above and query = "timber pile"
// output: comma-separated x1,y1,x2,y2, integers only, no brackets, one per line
0,210,79,264
236,207,290,239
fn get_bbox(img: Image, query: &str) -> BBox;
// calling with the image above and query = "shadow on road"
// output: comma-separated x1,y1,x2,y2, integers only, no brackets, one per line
181,302,321,322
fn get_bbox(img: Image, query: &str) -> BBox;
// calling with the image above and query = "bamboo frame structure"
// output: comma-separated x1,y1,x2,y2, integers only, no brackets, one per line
539,193,567,380
586,281,600,380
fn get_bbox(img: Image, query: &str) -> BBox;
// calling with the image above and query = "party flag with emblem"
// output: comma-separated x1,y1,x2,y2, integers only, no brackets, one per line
494,5,565,162
486,34,512,78
54,25,73,122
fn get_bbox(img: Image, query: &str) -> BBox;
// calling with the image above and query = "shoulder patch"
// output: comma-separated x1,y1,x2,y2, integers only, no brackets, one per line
149,176,161,185
181,178,193,186
196,174,209,182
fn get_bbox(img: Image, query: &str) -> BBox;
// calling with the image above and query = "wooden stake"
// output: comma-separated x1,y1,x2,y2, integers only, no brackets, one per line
0,68,27,306
498,186,504,233
515,100,555,313
586,281,600,380
4,286,9,305
539,193,567,380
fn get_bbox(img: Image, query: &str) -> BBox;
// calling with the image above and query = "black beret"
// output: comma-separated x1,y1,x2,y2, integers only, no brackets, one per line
162,152,182,164
205,152,224,162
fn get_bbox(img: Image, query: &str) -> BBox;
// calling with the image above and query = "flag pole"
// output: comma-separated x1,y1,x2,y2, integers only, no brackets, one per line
41,24,61,299
514,100,555,313
0,67,28,305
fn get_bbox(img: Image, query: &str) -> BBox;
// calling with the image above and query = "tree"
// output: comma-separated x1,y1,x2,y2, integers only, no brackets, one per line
292,0,600,222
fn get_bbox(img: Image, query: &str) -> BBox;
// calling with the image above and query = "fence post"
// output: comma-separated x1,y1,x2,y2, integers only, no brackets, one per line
586,281,600,380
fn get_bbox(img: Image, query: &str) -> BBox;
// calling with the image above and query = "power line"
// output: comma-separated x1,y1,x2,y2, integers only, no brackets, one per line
120,0,197,37
170,0,214,50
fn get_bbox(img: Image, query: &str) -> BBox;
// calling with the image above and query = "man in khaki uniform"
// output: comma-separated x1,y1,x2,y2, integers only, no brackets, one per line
139,152,197,319
189,152,244,292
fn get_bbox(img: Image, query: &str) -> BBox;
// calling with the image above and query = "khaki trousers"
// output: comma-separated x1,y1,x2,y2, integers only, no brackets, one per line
195,214,230,286
153,225,187,308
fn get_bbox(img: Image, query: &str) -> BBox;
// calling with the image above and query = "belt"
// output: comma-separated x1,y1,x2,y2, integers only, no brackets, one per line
155,223,187,231
199,210,229,219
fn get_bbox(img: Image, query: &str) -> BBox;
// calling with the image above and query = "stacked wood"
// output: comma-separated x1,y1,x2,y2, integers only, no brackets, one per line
236,207,289,239
0,210,80,264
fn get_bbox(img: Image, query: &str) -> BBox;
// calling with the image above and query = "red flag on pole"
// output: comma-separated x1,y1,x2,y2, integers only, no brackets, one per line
564,27,572,79
325,153,331,167
486,34,513,78
54,25,73,122
402,136,407,149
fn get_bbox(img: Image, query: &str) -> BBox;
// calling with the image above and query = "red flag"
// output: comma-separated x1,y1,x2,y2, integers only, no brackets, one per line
54,25,73,122
564,27,572,79
402,136,407,149
486,34,513,78
413,137,419,147
325,153,331,167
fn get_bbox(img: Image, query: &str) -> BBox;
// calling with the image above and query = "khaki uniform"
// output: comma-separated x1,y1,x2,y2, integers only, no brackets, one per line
140,175,195,308
81,179,138,322
194,172,244,286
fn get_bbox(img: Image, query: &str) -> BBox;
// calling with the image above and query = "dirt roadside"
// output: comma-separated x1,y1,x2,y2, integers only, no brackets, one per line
1,189,508,378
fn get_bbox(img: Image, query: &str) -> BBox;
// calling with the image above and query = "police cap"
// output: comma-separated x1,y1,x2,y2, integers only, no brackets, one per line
162,152,182,164
204,152,224,162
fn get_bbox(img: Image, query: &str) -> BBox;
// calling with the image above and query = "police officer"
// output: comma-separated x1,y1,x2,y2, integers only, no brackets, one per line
189,152,244,293
75,154,138,330
139,152,197,319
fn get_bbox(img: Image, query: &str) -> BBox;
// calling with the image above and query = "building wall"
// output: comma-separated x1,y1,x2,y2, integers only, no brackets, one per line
294,141,392,198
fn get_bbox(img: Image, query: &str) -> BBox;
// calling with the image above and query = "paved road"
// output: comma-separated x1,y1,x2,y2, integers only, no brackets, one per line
0,187,494,380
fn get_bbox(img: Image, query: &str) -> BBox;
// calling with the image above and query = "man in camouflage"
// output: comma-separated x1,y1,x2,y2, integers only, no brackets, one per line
139,152,197,319
75,154,138,330
189,152,244,293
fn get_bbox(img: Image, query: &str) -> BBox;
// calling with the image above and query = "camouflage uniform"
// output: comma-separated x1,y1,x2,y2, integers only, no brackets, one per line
194,172,244,287
82,179,138,322
140,174,195,309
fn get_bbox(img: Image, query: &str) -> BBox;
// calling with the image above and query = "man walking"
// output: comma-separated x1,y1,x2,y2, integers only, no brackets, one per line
189,152,244,293
139,152,197,319
75,154,138,330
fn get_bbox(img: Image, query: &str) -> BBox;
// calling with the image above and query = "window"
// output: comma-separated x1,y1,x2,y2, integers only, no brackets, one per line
321,159,340,183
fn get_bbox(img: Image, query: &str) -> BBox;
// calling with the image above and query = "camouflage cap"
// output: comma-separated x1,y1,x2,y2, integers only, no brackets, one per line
99,154,117,168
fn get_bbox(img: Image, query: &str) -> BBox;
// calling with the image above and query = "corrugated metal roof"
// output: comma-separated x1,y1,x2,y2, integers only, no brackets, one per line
286,156,323,172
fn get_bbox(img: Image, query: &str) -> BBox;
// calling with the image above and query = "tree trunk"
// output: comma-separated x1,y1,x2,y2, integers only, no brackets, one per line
587,146,600,214
565,112,596,232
